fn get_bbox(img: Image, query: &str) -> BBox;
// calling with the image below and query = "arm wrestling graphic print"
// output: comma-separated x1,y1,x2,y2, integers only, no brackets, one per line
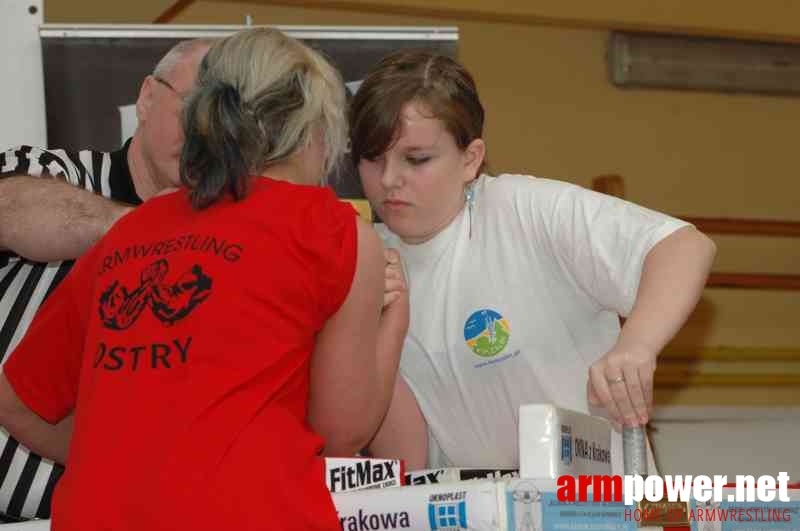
98,258,212,330
95,257,212,372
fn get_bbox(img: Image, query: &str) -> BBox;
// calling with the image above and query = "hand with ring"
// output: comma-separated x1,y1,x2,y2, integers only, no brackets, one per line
587,343,657,428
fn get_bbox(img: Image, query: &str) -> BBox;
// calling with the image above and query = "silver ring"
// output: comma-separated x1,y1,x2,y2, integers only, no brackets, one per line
607,375,625,384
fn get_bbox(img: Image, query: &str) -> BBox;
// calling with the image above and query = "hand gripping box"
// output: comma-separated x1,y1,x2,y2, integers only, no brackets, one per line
519,403,613,479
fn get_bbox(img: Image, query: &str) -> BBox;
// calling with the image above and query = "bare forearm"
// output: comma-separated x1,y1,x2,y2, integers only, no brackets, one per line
368,317,408,436
311,240,409,457
0,374,72,464
618,226,716,353
321,317,407,456
367,376,427,469
15,415,73,465
0,176,132,261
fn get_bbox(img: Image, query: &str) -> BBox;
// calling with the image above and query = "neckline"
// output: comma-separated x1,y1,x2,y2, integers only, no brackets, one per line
395,203,468,267
114,139,143,205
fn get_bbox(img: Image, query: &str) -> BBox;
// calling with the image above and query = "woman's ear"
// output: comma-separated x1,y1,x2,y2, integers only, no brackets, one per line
462,138,486,183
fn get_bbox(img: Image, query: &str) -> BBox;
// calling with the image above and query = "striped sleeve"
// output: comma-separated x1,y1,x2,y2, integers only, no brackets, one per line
4,248,90,424
0,239,101,520
0,145,113,269
0,144,112,520
0,145,109,192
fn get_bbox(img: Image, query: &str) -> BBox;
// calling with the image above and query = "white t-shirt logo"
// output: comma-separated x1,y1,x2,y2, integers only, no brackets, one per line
463,309,510,357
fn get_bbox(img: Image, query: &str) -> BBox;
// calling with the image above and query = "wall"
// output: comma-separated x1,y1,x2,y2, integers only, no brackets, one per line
650,407,800,477
0,0,46,148
43,0,172,23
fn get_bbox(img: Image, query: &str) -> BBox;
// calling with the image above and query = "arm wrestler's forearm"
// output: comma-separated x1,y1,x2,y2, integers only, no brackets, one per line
0,373,72,465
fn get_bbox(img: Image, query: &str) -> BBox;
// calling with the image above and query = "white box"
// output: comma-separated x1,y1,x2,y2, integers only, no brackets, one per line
405,468,518,485
333,480,500,531
519,404,612,479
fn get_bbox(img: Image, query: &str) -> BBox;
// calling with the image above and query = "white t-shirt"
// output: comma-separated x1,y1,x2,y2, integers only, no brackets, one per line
376,174,689,473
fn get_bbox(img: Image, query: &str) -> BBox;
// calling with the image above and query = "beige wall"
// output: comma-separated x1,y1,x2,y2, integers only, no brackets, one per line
44,1,800,405
44,0,172,23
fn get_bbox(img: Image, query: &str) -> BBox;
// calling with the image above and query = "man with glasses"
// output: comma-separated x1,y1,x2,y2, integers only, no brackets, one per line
0,38,212,522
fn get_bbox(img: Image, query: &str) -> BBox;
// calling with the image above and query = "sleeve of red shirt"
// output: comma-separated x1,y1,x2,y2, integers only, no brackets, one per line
3,242,102,424
306,188,358,325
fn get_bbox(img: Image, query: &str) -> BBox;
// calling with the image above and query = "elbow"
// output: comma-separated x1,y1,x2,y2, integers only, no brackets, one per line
309,415,379,458
321,437,366,458
319,428,375,458
314,408,385,458
0,375,21,429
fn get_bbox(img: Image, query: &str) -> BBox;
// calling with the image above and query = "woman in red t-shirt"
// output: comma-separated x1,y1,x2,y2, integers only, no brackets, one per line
0,27,407,530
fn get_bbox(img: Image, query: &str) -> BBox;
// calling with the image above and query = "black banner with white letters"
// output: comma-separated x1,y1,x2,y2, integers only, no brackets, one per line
40,26,458,198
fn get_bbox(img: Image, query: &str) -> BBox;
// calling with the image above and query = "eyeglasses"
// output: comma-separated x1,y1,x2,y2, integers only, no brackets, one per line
153,75,188,103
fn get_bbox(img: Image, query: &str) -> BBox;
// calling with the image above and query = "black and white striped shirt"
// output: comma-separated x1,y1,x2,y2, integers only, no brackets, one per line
0,142,141,520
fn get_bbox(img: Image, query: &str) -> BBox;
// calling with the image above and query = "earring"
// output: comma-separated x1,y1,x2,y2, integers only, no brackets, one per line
464,183,476,239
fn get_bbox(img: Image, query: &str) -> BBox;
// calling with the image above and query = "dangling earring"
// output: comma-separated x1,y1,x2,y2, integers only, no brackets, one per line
464,182,476,239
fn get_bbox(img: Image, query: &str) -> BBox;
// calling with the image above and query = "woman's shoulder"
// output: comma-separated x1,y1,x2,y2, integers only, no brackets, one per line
249,178,352,217
254,177,337,201
482,172,580,190
479,173,583,205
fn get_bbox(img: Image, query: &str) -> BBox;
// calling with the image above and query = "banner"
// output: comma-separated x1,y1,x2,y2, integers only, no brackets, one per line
39,25,458,198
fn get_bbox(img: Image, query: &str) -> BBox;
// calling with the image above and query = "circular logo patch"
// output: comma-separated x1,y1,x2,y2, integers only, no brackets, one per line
463,309,510,357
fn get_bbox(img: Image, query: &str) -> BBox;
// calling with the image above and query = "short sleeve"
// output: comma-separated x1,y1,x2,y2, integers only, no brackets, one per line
2,240,103,423
305,188,358,324
526,178,690,316
1,146,87,185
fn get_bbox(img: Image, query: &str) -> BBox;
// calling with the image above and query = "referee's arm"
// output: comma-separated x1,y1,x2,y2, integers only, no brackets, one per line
0,174,132,262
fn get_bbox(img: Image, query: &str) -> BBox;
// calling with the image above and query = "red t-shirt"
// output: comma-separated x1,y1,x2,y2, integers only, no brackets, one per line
4,178,357,531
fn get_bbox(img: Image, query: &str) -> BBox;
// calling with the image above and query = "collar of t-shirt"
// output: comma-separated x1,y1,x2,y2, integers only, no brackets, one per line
394,202,467,268
112,139,143,206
